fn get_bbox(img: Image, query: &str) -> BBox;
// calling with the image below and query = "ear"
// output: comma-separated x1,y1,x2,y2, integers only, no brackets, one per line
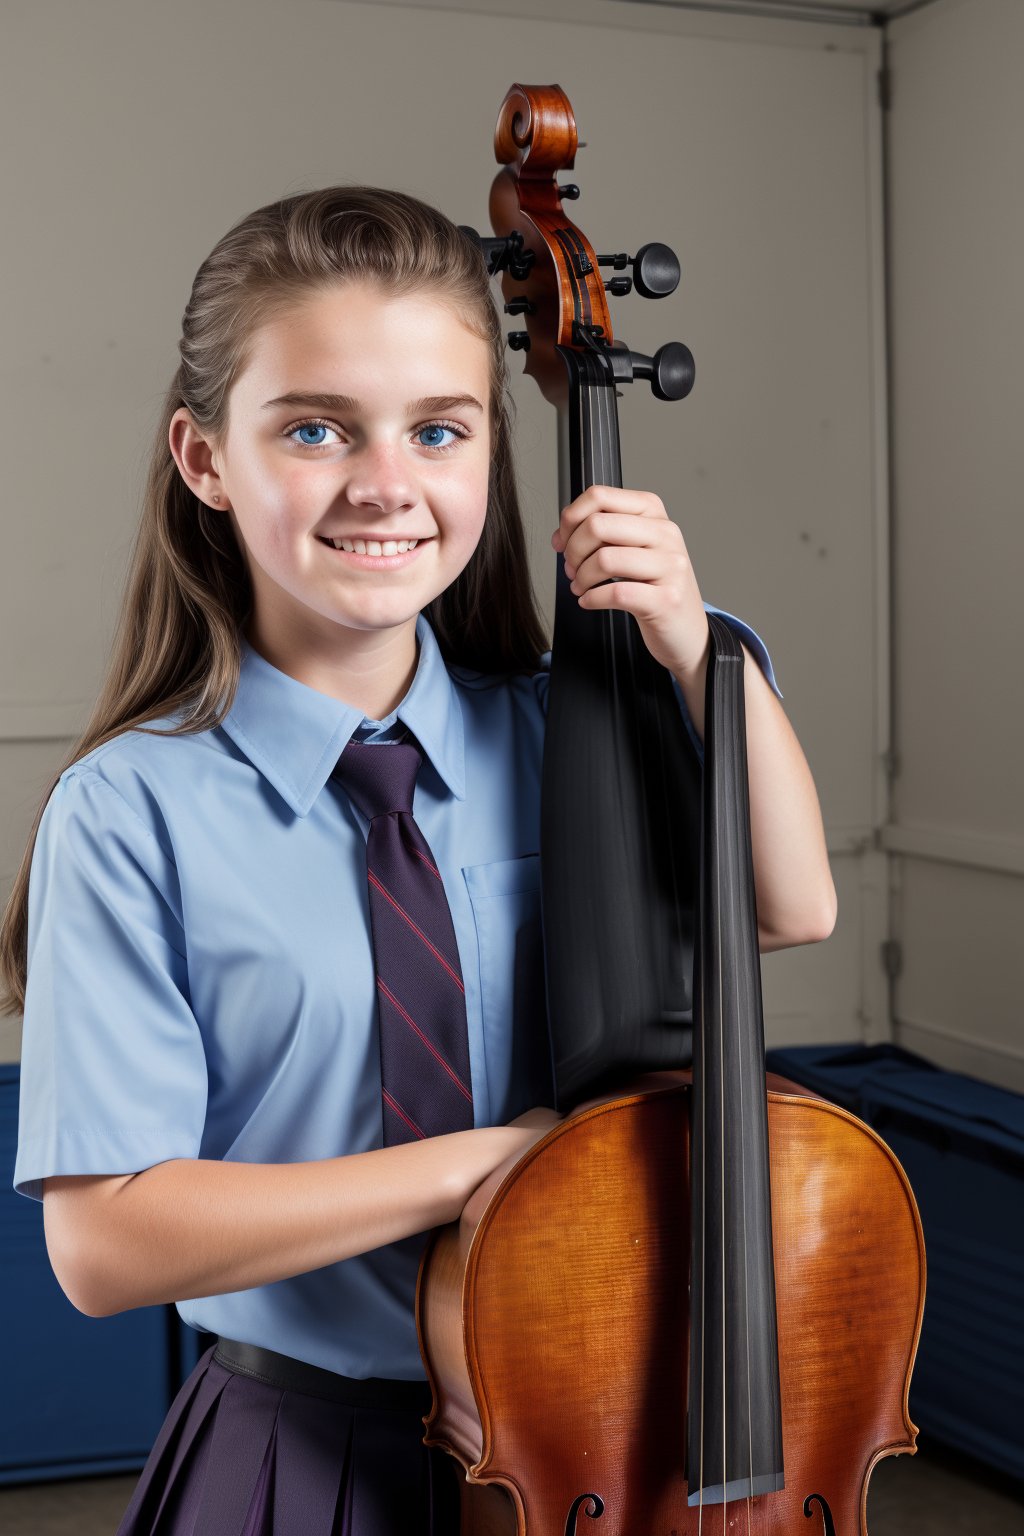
169,408,232,510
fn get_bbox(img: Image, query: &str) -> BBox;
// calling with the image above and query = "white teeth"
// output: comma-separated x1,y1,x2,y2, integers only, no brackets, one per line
329,537,419,554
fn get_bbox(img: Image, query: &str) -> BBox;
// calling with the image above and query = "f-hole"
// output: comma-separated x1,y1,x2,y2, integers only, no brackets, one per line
564,1492,605,1533
803,1492,837,1534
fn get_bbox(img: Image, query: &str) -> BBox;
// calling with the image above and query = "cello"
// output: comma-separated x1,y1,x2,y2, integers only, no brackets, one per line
417,83,925,1535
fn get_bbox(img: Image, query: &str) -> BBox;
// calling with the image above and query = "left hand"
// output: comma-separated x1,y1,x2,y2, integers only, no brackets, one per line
552,485,710,681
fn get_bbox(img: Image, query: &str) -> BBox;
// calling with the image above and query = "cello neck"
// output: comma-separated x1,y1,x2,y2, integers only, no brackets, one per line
556,338,624,502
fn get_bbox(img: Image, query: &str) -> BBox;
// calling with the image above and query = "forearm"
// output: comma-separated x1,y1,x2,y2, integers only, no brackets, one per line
77,1128,521,1317
674,638,836,946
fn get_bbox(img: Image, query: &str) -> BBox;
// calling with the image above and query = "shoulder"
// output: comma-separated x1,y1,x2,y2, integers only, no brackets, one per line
47,712,223,861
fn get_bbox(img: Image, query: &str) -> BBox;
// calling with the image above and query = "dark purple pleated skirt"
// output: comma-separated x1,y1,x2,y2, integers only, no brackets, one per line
113,1340,462,1536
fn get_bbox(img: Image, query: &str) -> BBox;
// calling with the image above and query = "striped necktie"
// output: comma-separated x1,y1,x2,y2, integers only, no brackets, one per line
332,739,475,1144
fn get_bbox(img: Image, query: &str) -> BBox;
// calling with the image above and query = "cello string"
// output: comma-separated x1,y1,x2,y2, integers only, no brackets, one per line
691,397,705,1533
599,369,718,1528
721,654,761,1529
593,386,624,834
731,714,753,1535
715,671,728,1536
727,642,752,1529
699,763,706,1536
590,367,744,1529
595,349,720,1524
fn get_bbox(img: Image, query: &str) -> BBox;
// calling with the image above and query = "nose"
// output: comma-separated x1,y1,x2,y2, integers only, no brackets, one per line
344,440,418,518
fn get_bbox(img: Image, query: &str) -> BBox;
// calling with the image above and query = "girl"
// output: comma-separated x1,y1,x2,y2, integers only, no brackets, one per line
2,186,834,1535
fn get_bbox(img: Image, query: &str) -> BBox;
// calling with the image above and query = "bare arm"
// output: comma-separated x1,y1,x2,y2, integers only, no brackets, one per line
43,1117,557,1318
674,638,837,949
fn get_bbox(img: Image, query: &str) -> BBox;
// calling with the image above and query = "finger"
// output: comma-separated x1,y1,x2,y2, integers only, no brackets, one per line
570,485,666,521
555,487,666,549
562,513,679,579
568,544,667,594
574,578,663,622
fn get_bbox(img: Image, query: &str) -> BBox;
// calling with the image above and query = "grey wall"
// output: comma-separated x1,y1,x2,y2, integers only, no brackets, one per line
2,0,890,1065
885,0,1024,1087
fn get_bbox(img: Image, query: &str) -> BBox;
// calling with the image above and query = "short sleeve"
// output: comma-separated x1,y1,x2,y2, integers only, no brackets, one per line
531,602,782,769
672,603,782,766
13,768,207,1203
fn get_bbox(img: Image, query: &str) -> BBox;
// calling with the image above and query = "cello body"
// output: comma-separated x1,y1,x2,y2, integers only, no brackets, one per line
417,1070,925,1535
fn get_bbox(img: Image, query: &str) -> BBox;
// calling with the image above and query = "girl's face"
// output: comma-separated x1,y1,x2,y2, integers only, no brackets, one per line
177,280,492,681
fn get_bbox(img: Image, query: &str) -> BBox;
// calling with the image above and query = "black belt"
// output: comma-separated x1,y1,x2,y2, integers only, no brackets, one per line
213,1335,434,1413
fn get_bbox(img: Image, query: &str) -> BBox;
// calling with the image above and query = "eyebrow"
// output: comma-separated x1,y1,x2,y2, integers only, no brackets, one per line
261,391,485,415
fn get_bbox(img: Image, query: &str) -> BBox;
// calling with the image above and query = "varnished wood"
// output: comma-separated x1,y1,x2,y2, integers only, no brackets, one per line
489,83,614,411
417,1072,925,1533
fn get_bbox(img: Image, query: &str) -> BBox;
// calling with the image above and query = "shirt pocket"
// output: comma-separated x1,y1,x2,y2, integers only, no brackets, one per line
461,854,555,1124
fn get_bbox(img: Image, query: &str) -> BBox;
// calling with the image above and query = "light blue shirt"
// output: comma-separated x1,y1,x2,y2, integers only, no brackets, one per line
14,603,780,1378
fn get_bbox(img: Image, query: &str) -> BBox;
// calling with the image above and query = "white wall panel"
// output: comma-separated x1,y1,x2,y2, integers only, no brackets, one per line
0,0,884,1058
887,0,1024,1083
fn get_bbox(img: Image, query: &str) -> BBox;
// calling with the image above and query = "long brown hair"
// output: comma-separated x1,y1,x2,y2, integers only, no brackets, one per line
0,185,550,1016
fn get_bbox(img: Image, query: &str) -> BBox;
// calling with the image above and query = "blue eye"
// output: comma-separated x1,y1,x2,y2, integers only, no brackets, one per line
415,421,470,453
285,417,469,453
417,423,453,449
292,422,336,447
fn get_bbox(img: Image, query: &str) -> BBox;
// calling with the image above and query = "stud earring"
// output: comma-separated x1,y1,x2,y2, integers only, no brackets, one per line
211,494,220,503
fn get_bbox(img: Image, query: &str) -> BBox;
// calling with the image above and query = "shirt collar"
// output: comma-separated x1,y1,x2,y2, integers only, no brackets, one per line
220,613,466,817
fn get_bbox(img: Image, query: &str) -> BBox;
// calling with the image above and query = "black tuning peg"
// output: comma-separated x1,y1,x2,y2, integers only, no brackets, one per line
604,277,632,297
507,331,531,352
632,243,680,299
504,297,535,315
628,342,695,401
458,225,535,280
595,244,680,299
558,183,580,200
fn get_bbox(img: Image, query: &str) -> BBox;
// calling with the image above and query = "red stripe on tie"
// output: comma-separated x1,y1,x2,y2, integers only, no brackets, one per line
376,976,472,1102
411,847,441,878
382,1088,425,1139
367,870,465,992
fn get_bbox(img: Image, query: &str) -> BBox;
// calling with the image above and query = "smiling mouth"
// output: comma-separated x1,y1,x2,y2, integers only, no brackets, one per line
316,535,429,555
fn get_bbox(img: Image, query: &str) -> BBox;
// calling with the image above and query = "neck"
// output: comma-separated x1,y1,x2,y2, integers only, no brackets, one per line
244,614,420,720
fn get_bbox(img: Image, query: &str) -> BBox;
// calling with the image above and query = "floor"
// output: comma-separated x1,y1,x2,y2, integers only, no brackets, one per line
0,1439,1021,1534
